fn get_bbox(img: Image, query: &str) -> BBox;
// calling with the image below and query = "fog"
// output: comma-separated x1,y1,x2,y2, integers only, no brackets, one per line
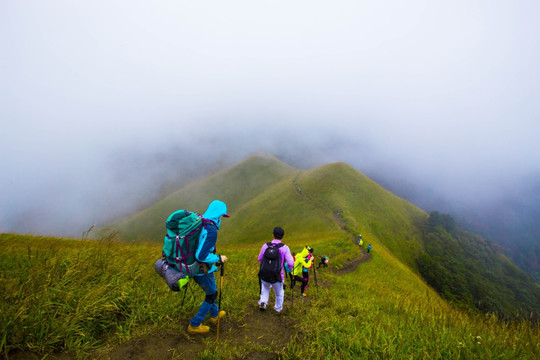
1,1,539,241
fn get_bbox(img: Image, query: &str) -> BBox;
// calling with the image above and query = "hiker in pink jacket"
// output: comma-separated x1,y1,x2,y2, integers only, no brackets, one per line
257,227,295,313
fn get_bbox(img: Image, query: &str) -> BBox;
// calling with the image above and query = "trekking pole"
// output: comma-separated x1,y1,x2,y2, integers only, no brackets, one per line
185,282,196,310
313,264,318,294
290,273,294,309
216,261,224,341
181,282,189,307
258,273,262,298
291,280,294,308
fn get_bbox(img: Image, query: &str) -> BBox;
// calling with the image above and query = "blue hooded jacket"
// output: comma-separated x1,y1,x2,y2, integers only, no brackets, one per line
195,200,229,275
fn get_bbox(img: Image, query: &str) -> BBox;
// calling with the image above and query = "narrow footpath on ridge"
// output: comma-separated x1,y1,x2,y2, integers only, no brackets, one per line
293,173,372,275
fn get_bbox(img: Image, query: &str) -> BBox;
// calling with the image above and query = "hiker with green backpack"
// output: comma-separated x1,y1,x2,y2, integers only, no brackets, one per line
155,200,229,335
188,200,229,334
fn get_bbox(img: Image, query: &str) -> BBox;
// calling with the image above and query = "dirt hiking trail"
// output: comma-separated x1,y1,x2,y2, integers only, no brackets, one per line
103,305,298,360
99,250,370,359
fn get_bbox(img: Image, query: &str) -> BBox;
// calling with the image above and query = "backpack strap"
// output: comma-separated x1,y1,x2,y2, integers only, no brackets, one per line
267,242,284,248
164,224,204,276
202,218,214,228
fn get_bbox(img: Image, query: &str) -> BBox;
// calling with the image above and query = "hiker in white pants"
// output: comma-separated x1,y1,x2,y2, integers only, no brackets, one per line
259,281,286,312
257,227,295,313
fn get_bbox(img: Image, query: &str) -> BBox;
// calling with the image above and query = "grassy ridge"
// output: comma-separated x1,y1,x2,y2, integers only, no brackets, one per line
222,174,343,246
294,162,427,269
1,233,539,359
108,155,296,241
107,156,427,269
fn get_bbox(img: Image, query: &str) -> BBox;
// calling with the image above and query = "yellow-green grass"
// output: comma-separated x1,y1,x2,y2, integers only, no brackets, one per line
1,234,538,359
108,154,297,241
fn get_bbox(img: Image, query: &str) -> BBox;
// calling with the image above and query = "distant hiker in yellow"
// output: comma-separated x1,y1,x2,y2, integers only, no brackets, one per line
358,234,363,248
188,200,229,334
257,227,294,313
292,246,314,297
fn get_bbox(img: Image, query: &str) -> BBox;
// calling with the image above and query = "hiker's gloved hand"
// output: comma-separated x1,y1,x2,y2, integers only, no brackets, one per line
220,255,228,263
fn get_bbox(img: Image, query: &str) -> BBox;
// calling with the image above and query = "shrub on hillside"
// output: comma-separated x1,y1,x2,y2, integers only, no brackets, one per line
417,212,540,321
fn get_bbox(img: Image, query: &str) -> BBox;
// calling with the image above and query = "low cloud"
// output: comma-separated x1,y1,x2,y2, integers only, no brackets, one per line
1,1,539,239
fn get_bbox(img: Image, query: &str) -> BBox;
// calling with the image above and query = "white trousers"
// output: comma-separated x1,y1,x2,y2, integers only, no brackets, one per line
259,279,284,312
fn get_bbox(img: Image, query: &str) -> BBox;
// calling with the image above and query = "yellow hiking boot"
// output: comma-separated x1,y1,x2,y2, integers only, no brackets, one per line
188,324,210,334
209,311,226,325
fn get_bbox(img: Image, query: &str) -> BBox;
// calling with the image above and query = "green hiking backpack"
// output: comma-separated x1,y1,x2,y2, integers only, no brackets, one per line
162,209,205,276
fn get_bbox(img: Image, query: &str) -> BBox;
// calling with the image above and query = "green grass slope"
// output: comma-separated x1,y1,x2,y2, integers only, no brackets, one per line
2,233,538,359
220,174,342,245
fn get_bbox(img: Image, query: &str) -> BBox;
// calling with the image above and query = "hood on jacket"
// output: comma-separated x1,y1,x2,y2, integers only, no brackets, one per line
203,200,229,229
298,246,313,259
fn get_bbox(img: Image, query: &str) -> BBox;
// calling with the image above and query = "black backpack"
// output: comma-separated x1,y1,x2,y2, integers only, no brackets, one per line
259,242,285,283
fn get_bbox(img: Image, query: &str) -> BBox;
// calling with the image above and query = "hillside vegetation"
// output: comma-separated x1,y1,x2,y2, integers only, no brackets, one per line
418,212,540,319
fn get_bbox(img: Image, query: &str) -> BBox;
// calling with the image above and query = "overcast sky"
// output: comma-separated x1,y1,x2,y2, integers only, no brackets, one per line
1,0,539,237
